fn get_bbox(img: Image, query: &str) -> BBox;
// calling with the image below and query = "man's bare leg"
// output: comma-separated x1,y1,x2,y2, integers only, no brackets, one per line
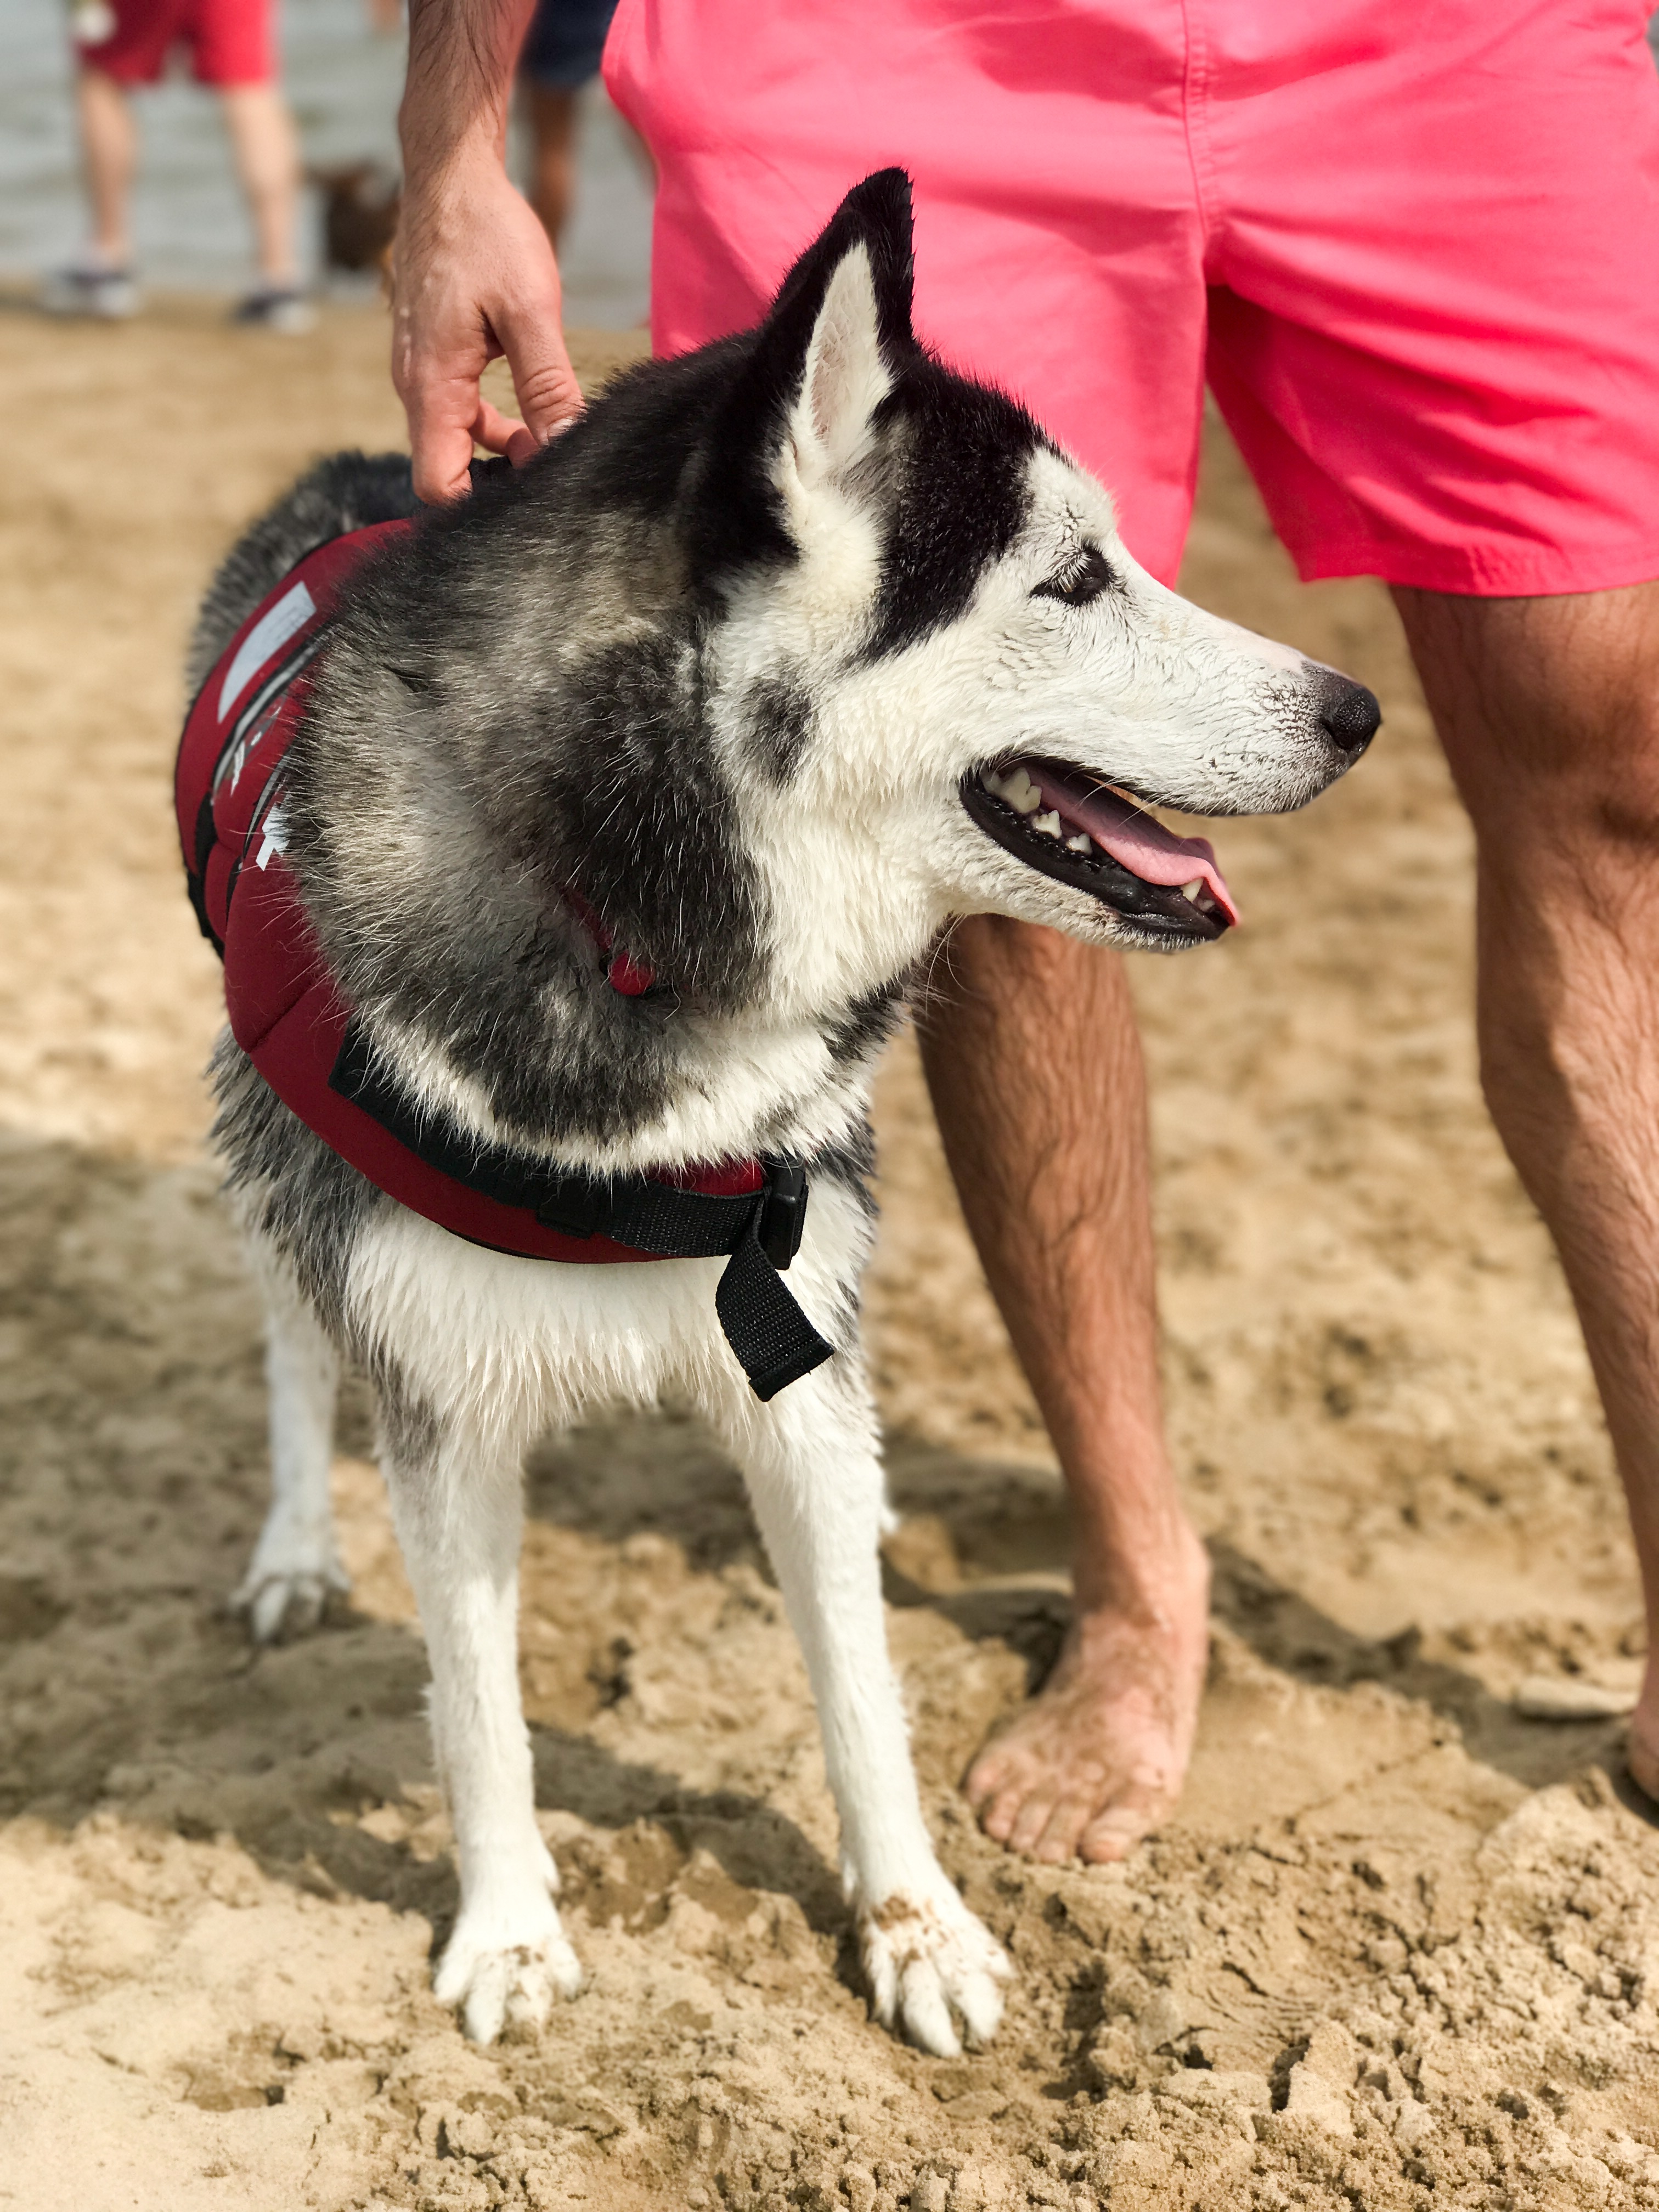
1393,580,1659,1801
75,67,138,266
219,84,302,287
918,918,1209,1864
523,81,578,247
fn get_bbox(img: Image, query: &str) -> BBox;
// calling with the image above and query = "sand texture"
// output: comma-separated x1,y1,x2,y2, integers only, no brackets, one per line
1,300,1656,2211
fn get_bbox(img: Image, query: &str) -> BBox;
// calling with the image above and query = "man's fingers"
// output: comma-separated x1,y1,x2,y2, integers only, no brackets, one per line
413,397,552,504
409,410,481,505
471,398,542,466
499,307,585,445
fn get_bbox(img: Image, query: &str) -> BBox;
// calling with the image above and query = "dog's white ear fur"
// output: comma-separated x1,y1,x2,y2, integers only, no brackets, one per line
788,243,893,489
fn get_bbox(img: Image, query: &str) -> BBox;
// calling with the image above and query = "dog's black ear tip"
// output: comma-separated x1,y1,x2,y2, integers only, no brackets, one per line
850,166,914,214
839,168,915,253
830,168,916,334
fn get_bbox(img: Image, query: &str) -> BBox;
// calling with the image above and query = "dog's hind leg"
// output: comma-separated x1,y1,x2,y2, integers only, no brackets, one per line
379,1399,581,2042
708,1361,1011,2057
234,1264,349,1643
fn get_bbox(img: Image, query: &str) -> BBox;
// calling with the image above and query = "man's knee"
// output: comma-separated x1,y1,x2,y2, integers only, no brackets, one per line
1398,579,1659,864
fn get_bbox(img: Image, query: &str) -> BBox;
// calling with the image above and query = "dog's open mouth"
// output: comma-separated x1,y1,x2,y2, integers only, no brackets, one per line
962,757,1239,941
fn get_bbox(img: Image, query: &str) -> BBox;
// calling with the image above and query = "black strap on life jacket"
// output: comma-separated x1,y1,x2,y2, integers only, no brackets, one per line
329,1023,834,1402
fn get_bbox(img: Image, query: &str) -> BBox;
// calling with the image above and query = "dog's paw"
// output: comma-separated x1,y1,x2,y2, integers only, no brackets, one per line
858,1884,1011,2057
435,1901,583,2044
233,1555,351,1645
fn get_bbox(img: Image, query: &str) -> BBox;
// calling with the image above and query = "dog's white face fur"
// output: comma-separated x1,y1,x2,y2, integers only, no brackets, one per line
206,171,1379,2069
713,241,1369,1022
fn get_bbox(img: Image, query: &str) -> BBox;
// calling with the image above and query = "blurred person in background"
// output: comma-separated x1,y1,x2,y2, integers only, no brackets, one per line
44,0,312,329
518,0,652,254
517,0,619,249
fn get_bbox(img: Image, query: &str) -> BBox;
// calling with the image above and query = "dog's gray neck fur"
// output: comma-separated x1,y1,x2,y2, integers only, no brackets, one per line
276,362,920,1177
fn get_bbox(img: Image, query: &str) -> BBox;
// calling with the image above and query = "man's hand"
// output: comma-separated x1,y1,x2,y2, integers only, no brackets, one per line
394,0,585,503
393,144,584,503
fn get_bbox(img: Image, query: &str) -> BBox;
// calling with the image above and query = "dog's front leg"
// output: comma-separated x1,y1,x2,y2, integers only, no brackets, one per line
234,1262,349,1643
381,1416,581,2041
713,1364,1010,2056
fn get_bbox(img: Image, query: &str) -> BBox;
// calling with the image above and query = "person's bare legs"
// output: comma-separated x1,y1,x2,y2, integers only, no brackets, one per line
523,80,578,247
918,919,1209,1864
218,83,301,287
75,67,138,265
1393,580,1659,1802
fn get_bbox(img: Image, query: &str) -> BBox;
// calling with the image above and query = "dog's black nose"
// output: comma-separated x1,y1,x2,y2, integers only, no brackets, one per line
1318,675,1381,755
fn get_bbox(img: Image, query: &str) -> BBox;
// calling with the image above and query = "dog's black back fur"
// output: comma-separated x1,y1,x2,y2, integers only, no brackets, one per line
189,450,419,695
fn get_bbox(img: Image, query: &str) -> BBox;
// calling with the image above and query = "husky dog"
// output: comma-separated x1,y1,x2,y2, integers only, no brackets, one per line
193,170,1376,2057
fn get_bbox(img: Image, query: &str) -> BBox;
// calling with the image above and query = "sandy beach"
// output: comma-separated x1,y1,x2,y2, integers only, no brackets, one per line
1,296,1656,2212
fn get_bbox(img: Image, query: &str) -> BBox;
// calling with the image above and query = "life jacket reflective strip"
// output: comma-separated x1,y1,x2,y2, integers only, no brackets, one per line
175,521,831,1400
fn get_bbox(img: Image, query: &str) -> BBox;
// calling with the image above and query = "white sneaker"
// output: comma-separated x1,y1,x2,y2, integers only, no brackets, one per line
41,261,139,320
230,287,315,335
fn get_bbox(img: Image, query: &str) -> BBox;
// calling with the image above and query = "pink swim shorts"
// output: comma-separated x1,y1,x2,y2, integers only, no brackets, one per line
606,0,1659,595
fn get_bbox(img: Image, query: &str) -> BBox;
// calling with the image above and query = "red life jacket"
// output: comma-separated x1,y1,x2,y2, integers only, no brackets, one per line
175,521,830,1400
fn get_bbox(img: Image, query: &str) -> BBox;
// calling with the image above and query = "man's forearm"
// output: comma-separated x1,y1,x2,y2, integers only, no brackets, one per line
401,0,537,176
393,0,584,498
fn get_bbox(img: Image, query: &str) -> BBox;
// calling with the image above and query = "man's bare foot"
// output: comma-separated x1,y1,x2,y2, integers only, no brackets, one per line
964,1526,1210,1865
1629,1670,1659,1804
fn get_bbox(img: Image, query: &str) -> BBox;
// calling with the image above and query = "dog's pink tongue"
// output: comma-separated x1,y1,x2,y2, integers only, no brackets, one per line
1036,764,1239,927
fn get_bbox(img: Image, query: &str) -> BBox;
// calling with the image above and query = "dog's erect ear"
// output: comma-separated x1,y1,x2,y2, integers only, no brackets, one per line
692,171,916,572
763,170,915,481
785,234,895,484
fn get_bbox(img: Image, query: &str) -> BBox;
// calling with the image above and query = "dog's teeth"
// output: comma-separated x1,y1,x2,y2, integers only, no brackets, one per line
1064,833,1092,853
1003,768,1043,815
1032,810,1062,838
1180,878,1204,901
981,768,1006,799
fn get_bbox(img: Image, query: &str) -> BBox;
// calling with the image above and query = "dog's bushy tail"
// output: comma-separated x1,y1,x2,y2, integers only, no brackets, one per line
187,449,417,696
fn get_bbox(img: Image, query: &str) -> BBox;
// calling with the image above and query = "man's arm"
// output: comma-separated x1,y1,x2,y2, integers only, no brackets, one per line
395,0,585,501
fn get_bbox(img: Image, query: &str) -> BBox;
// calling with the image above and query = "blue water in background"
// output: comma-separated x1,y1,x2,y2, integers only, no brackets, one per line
0,0,652,323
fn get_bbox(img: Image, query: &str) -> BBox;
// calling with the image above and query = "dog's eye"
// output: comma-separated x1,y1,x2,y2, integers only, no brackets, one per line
1034,544,1116,607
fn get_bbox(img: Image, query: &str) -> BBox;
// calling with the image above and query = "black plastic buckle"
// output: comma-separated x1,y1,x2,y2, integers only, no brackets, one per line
758,1156,809,1271
532,1175,610,1239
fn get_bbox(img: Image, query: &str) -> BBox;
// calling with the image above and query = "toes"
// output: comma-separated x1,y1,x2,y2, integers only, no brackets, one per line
1077,1815,1140,1864
978,1780,1031,1844
458,1951,513,2045
896,1948,1007,2058
1031,1796,1096,1865
1078,1774,1170,1864
541,1929,584,2002
864,1933,900,2029
436,1925,583,2044
238,1566,349,1646
900,1960,961,2059
246,1577,290,1645
248,1573,317,1644
860,1893,1011,2056
431,1941,473,2009
962,1746,1010,1810
1005,1788,1063,1858
953,1962,1007,2050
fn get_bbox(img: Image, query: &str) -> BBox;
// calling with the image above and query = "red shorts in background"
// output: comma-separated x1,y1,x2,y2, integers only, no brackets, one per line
607,0,1659,597
76,0,273,89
